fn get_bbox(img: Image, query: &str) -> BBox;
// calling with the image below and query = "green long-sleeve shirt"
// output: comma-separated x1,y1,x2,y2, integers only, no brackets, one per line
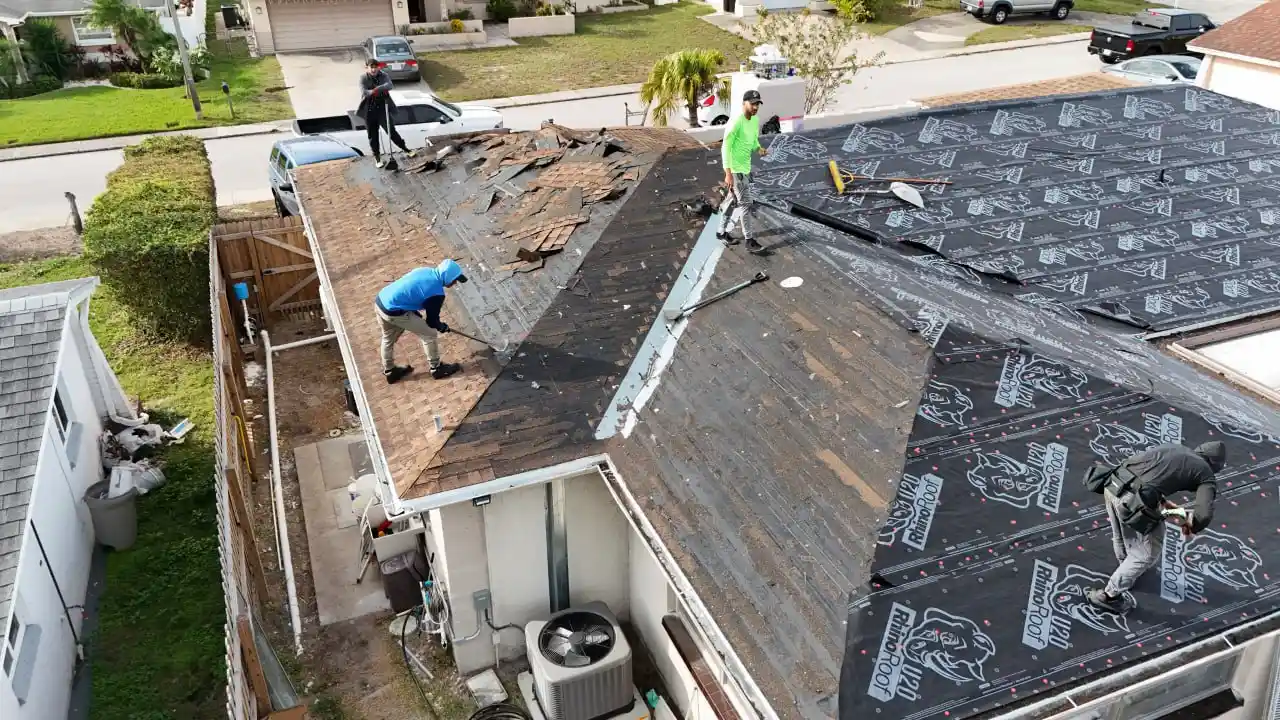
722,114,761,175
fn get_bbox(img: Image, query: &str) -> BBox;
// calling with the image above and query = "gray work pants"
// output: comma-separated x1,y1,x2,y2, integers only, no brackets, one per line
717,172,754,239
1103,490,1163,596
375,305,440,372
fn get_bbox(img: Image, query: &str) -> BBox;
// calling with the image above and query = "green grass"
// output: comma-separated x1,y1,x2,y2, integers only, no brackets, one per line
0,38,293,148
0,257,224,719
1074,0,1166,15
420,2,754,101
965,21,1091,44
857,0,961,35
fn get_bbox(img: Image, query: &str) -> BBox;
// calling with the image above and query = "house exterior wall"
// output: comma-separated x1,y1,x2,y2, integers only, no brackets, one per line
1197,54,1280,110
0,323,102,719
565,472,628,616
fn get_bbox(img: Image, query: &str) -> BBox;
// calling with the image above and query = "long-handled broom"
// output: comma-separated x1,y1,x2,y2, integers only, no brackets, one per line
829,160,927,209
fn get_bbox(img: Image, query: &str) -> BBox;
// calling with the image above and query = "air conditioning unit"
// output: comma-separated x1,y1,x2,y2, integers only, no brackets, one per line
524,602,634,720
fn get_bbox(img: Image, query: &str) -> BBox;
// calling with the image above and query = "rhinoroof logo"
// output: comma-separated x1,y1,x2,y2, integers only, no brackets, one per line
911,149,958,168
1182,116,1225,133
1045,182,1105,204
983,141,1030,159
967,443,1069,512
761,133,828,163
1118,258,1168,280
1204,414,1279,444
1046,156,1097,175
1188,139,1227,156
1262,209,1280,226
968,193,1033,216
972,220,1026,242
911,303,951,348
879,472,945,550
1117,226,1180,251
975,167,1026,184
1117,147,1163,164
917,379,973,428
1125,198,1173,217
1118,124,1163,141
919,117,979,145
886,205,955,230
1036,273,1090,296
1124,95,1175,120
751,169,800,189
966,254,1025,276
1161,527,1263,604
1050,132,1099,150
1051,209,1102,230
995,353,1088,409
867,604,996,703
1145,286,1214,314
1089,412,1183,464
1185,89,1234,113
1190,245,1241,267
1191,215,1250,239
909,255,983,284
843,125,905,153
1023,560,1133,651
1117,174,1167,194
1195,187,1241,205
990,109,1047,136
1185,163,1238,183
1059,102,1113,128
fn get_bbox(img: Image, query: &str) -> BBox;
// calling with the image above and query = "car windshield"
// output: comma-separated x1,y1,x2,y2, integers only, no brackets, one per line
376,40,412,55
1171,59,1200,78
432,95,461,115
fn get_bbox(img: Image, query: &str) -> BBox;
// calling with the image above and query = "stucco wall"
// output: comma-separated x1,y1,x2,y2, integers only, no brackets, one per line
1199,55,1280,111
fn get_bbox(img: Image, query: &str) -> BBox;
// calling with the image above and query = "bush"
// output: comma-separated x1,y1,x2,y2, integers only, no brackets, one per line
204,0,218,39
84,136,216,344
23,18,76,81
0,74,64,99
487,0,519,21
448,7,475,20
450,18,467,32
109,71,183,88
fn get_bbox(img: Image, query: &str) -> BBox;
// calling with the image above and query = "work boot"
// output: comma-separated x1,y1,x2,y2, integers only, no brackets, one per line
1087,588,1127,614
375,157,387,169
717,232,739,246
745,238,767,255
405,149,418,158
430,362,462,380
384,365,413,384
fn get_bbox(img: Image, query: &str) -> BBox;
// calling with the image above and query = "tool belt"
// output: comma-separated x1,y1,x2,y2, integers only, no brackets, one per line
1105,466,1163,536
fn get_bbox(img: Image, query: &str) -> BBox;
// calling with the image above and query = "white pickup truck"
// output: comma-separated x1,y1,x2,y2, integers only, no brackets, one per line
292,90,504,155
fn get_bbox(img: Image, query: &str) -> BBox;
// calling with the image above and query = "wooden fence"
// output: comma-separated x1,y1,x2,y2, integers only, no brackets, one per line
213,217,321,328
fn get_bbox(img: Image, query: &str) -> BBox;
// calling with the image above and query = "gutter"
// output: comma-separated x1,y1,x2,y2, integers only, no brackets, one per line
596,458,780,720
394,454,612,514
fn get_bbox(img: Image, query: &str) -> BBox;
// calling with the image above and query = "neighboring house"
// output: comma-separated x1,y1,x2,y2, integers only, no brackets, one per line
280,83,1280,720
0,0,167,58
1189,0,1280,109
0,278,137,720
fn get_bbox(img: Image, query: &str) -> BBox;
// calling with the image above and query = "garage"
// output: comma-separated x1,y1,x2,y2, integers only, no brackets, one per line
267,0,394,52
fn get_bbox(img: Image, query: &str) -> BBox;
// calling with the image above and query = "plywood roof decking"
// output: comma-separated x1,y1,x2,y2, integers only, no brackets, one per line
297,126,701,500
918,72,1137,108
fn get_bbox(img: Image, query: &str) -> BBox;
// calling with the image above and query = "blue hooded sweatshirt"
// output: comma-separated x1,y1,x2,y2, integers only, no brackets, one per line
376,260,467,331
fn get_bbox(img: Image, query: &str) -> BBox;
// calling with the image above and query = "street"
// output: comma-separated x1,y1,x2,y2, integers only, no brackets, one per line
3,39,1101,233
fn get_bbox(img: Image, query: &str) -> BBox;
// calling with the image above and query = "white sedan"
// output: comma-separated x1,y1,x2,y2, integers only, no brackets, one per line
1101,55,1201,86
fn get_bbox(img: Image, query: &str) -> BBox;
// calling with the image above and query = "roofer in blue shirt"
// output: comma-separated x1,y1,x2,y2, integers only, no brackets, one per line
375,260,467,384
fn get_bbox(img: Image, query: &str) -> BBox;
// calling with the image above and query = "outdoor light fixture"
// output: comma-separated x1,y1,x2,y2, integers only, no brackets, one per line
472,495,492,507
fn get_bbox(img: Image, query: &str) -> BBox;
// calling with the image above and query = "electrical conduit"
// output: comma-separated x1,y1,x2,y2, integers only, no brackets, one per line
262,330,305,655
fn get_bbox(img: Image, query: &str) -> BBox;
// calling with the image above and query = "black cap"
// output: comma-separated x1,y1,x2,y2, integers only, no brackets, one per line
743,90,763,104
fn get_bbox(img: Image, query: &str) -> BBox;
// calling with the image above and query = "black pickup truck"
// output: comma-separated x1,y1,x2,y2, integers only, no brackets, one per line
1088,8,1215,64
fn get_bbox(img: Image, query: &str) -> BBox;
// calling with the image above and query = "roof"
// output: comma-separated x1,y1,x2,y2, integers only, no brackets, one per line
0,277,95,644
0,0,162,20
278,136,361,166
1189,0,1280,63
919,73,1136,108
296,124,700,500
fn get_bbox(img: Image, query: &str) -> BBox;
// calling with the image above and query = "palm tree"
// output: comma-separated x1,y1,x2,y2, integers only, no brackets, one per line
639,49,729,128
85,0,168,68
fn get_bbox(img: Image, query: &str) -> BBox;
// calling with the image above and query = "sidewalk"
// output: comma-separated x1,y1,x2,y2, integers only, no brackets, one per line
0,120,294,162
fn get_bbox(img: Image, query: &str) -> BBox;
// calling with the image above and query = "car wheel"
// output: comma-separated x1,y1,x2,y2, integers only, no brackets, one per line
1144,47,1162,56
1052,2,1070,20
711,115,729,126
991,7,1008,24
1099,54,1120,65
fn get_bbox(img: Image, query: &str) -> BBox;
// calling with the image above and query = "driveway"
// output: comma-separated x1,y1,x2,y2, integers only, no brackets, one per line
277,50,433,119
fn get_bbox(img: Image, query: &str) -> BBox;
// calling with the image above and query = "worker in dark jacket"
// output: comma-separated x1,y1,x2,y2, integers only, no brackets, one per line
357,59,416,168
1088,441,1226,614
375,260,467,383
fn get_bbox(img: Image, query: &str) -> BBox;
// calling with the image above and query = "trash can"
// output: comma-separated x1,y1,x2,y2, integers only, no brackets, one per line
85,472,139,551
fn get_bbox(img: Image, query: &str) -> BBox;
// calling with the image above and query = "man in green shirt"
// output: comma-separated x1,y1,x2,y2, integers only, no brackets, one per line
717,90,769,254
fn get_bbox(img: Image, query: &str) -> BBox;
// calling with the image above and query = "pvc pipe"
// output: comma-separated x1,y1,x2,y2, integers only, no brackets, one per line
270,333,336,353
261,330,305,656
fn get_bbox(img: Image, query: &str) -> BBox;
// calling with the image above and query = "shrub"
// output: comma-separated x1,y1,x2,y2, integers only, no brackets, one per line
450,18,467,32
448,7,475,20
486,0,519,21
109,71,182,88
0,74,64,99
205,0,218,39
84,136,216,344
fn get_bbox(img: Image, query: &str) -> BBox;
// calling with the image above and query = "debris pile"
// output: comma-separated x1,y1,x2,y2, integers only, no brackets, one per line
451,123,659,273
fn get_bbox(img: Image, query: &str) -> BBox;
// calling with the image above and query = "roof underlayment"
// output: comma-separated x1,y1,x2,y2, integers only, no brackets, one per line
300,83,1280,720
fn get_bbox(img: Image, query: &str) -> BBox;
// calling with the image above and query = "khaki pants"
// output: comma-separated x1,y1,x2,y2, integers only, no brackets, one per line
376,305,440,372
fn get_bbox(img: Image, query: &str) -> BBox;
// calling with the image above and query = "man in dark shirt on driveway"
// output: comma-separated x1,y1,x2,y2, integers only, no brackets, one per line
1088,441,1225,614
357,59,416,168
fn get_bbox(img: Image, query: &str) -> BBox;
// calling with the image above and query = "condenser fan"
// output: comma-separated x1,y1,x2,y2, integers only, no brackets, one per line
538,610,616,668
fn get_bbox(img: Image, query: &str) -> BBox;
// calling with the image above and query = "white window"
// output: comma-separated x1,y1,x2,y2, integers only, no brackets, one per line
71,16,114,45
2,611,21,678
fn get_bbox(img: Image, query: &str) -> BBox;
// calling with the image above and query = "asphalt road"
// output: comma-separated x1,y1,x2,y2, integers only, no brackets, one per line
2,40,1106,233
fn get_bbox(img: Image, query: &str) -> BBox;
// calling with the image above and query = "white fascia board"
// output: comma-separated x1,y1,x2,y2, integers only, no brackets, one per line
1193,45,1280,71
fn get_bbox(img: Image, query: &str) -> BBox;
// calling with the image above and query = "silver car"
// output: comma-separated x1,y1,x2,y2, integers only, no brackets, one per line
1102,55,1201,85
361,35,420,82
961,0,1074,25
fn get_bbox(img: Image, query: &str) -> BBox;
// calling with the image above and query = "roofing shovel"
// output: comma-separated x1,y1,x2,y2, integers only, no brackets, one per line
828,160,926,209
450,328,510,354
664,271,769,323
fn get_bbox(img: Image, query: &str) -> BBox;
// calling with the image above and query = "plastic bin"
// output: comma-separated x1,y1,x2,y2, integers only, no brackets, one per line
85,477,139,550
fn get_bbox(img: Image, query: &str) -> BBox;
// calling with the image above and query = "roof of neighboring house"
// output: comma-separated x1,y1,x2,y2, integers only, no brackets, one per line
0,277,96,642
299,83,1280,720
0,0,163,20
1189,0,1280,63
919,73,1137,108
297,125,700,501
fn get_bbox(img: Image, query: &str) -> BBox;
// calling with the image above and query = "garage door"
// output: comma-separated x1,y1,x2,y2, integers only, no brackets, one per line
268,0,394,52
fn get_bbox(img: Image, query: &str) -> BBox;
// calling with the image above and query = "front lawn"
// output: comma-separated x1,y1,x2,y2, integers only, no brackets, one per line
420,2,753,102
0,38,292,147
965,21,1091,45
0,257,224,719
858,0,962,35
1074,0,1166,15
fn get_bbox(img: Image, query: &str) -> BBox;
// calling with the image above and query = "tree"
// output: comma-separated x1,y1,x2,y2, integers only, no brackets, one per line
640,49,730,128
85,0,172,69
830,0,896,23
753,9,882,115
21,19,75,81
